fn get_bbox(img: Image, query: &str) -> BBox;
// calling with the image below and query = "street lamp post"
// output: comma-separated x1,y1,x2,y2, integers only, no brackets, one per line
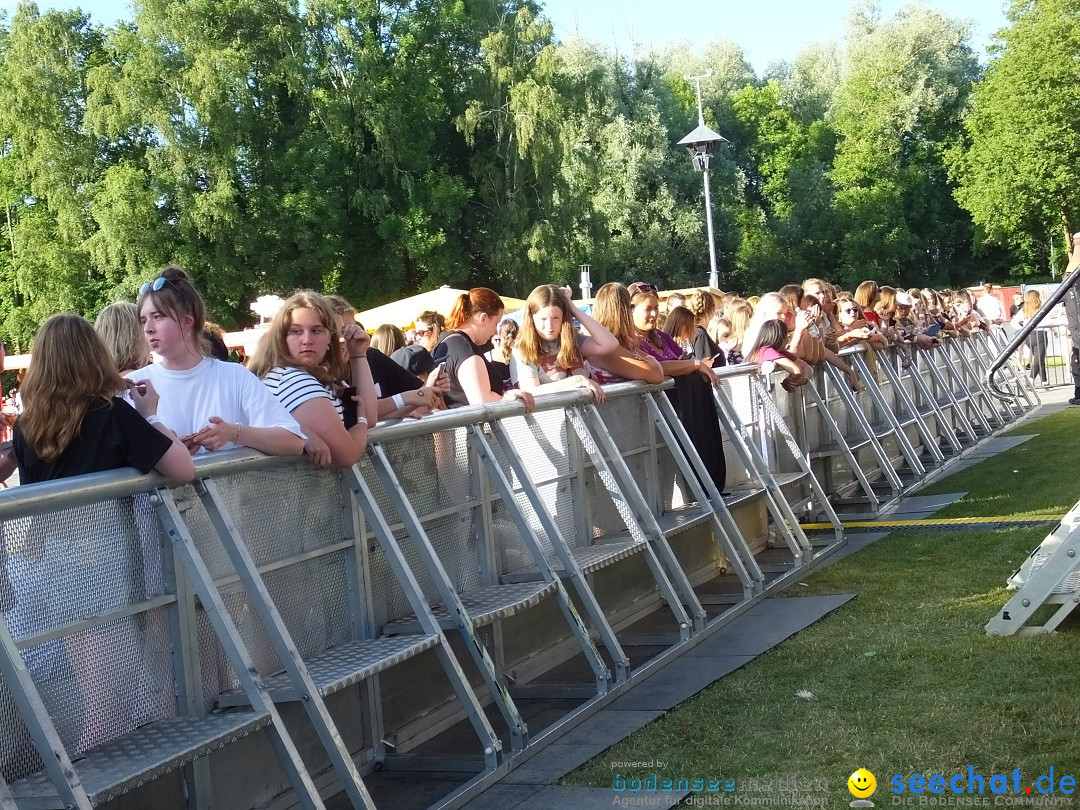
579,264,593,301
678,73,730,290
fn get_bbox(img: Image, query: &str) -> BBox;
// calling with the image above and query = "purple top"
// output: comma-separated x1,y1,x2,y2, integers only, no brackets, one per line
637,330,684,362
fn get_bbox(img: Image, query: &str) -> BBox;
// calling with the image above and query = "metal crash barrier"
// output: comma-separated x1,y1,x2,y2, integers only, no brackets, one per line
0,336,1037,809
985,277,1080,636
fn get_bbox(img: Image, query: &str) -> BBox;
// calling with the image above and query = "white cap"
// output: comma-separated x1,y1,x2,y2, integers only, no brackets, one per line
895,292,916,307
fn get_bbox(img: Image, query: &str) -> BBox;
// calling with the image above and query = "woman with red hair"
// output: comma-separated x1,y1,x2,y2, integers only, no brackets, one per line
432,288,534,410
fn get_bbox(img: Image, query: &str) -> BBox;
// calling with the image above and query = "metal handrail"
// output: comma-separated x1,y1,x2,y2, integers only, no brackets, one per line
986,273,1080,399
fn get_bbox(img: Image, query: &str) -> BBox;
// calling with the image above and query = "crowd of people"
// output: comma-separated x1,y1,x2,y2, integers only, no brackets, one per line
0,264,1064,759
0,270,1053,498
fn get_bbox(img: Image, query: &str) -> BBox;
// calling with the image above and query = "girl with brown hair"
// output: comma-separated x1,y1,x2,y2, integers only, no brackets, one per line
588,283,664,385
1,314,193,483
630,288,726,491
250,290,378,467
129,266,306,455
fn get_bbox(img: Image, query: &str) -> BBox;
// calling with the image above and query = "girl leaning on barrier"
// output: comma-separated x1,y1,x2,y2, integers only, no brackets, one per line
0,314,195,757
587,282,665,385
743,319,814,392
432,287,535,411
511,284,617,404
630,286,728,493
0,314,194,485
128,266,306,456
249,291,380,468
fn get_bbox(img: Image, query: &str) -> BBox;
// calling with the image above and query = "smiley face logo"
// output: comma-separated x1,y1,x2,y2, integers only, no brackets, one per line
847,768,877,799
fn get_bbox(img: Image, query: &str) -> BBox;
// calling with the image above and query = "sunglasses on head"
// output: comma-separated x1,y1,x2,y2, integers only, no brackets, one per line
632,283,659,295
139,276,171,296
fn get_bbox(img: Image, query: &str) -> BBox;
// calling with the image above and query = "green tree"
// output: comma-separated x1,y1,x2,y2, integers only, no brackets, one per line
950,0,1080,277
830,1,980,288
0,4,107,348
730,79,839,291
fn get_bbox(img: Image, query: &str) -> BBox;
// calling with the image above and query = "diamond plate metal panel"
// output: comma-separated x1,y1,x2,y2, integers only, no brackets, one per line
383,581,558,633
7,711,271,806
262,634,440,697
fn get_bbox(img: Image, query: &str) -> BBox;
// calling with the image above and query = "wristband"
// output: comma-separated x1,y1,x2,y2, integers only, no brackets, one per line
391,393,405,410
146,414,164,426
355,416,369,427
694,357,701,370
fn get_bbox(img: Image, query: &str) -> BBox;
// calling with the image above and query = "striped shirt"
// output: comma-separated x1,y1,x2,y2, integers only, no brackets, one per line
262,366,344,421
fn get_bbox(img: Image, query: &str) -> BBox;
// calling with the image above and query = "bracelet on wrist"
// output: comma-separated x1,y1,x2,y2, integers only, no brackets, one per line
235,424,243,446
355,416,369,427
351,354,368,361
146,414,164,426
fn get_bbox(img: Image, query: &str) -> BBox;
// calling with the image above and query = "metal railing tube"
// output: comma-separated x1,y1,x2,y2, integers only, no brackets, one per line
987,272,1080,398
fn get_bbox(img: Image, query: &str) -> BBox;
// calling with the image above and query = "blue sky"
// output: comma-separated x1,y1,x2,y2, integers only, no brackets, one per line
1,0,1009,73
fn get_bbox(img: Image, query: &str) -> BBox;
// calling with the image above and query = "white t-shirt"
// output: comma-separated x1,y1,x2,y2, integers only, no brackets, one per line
977,294,1004,323
509,334,587,386
127,358,305,450
262,366,344,420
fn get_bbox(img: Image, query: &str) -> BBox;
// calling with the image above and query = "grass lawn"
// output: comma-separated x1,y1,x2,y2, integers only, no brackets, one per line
564,407,1080,801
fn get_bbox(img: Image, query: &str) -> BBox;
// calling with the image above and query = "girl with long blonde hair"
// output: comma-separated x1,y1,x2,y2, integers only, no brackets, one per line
511,285,617,403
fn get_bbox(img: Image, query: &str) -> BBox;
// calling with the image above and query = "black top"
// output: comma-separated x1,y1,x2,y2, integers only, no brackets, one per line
390,344,437,378
14,397,173,485
691,326,725,367
432,331,503,408
368,348,422,397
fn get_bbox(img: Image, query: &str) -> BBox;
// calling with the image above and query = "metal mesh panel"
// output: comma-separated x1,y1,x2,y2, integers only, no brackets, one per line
360,430,473,528
365,524,437,630
418,511,480,594
595,396,649,454
497,411,570,484
214,467,347,568
490,479,578,574
381,429,473,518
361,428,483,630
583,467,636,537
656,440,691,512
4,500,149,634
192,551,354,702
0,610,176,782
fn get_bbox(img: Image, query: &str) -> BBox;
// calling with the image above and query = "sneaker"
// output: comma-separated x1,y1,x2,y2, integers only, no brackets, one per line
1070,397,1080,406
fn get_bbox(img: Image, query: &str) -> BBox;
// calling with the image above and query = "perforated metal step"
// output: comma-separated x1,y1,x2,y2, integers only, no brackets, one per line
382,581,559,634
809,436,872,458
218,634,442,707
8,712,271,807
723,471,808,508
501,539,647,584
